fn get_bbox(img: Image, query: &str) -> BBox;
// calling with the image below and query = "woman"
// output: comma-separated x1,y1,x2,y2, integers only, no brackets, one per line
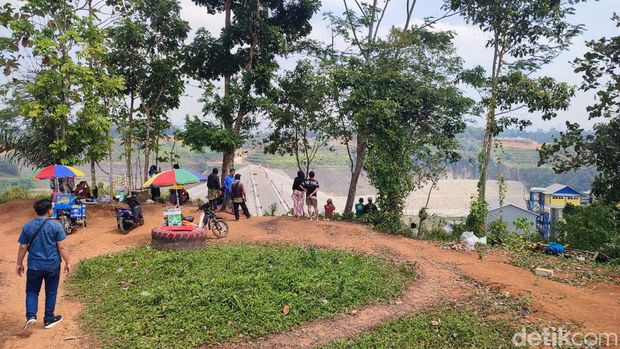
291,170,305,217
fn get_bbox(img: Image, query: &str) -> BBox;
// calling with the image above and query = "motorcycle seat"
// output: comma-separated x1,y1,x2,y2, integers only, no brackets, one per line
183,216,194,223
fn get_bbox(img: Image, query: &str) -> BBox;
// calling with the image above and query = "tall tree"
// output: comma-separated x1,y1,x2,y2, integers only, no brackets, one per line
324,0,456,215
445,0,582,210
347,28,471,231
107,0,188,186
0,1,123,167
181,0,320,184
262,60,337,175
540,14,620,205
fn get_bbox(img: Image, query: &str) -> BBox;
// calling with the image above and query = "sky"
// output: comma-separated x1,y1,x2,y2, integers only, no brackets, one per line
174,0,619,131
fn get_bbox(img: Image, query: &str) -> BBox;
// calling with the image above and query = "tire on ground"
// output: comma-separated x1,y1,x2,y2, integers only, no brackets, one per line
151,226,207,250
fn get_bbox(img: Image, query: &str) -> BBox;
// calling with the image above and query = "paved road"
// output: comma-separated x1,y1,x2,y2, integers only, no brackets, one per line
186,165,292,217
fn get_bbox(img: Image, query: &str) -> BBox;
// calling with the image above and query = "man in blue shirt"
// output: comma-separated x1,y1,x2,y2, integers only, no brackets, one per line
16,199,72,330
220,168,236,212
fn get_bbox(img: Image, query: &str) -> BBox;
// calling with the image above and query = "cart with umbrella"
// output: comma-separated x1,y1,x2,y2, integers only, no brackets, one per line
34,165,87,234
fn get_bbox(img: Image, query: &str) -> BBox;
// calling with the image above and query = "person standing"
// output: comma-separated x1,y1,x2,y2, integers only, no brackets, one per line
291,170,305,217
231,174,251,220
301,171,320,221
169,164,183,205
207,168,222,209
221,168,236,212
16,199,71,330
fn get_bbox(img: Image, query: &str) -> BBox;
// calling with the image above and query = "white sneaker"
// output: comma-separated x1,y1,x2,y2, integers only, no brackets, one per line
23,318,36,331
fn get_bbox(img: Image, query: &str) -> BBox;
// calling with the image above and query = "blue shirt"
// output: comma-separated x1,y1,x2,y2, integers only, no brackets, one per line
224,175,235,193
18,217,66,270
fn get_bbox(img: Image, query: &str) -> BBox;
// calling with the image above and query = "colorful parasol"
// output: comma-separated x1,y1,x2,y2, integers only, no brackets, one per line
142,168,207,188
34,165,85,179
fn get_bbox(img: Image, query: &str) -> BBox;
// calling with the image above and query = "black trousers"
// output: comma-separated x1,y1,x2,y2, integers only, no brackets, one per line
233,201,251,220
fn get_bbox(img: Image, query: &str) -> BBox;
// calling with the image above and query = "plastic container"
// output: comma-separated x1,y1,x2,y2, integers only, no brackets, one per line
164,207,182,226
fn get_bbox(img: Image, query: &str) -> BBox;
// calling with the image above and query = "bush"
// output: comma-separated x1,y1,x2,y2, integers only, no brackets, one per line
263,203,278,216
0,186,31,204
557,203,620,258
465,197,488,235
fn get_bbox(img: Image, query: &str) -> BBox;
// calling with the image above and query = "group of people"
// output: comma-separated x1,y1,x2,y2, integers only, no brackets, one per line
207,168,251,221
51,178,94,200
355,197,378,217
292,170,336,220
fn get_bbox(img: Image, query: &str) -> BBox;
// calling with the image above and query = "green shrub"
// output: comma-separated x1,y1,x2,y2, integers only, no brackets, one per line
263,203,278,216
465,197,488,235
557,202,620,258
0,186,31,204
487,219,509,245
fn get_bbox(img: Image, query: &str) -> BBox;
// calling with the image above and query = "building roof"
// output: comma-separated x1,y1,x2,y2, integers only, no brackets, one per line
545,183,581,196
531,183,581,196
488,201,539,218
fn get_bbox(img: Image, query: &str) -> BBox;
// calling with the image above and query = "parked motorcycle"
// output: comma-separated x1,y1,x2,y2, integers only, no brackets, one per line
115,196,144,234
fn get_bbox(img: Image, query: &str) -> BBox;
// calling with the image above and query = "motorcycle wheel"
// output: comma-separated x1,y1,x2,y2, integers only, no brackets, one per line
118,217,131,234
59,216,72,235
210,217,229,238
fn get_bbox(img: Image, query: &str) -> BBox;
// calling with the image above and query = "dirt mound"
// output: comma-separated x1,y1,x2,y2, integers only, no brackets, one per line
0,201,618,349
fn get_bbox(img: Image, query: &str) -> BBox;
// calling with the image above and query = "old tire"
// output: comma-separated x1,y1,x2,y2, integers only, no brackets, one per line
151,226,207,250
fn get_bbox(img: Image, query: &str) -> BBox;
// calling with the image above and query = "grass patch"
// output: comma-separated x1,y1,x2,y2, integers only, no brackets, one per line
325,280,533,349
69,244,416,348
510,250,620,286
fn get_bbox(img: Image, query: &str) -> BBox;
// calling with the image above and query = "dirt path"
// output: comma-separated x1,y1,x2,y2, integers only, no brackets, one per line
0,201,618,349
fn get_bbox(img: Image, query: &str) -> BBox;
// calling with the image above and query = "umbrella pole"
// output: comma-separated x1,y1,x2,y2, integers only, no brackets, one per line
176,189,180,208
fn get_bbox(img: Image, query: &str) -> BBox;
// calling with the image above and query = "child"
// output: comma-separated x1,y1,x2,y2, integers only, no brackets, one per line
324,198,335,220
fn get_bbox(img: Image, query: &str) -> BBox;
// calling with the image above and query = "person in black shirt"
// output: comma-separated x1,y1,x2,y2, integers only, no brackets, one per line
364,197,378,214
291,170,305,217
301,171,320,221
206,168,222,209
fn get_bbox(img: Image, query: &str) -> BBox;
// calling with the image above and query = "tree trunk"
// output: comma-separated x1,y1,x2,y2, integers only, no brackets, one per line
90,159,97,189
108,135,114,195
143,110,152,183
126,94,134,190
344,134,367,214
221,149,235,186
477,45,503,204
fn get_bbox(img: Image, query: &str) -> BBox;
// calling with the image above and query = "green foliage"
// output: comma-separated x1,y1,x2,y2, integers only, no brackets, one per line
69,244,415,348
447,0,582,211
263,203,279,217
0,186,30,205
539,15,620,205
557,203,620,258
181,0,320,170
465,197,488,236
343,28,471,222
0,2,124,167
488,217,539,253
262,60,337,174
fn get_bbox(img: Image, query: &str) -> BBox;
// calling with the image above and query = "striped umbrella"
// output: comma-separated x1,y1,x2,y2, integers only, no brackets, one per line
142,169,206,189
34,165,85,179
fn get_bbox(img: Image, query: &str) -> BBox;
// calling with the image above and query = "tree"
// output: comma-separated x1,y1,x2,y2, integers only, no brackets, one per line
181,0,320,184
325,0,459,215
0,1,123,168
262,60,337,175
353,29,471,232
107,0,188,186
445,0,582,212
540,14,620,205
